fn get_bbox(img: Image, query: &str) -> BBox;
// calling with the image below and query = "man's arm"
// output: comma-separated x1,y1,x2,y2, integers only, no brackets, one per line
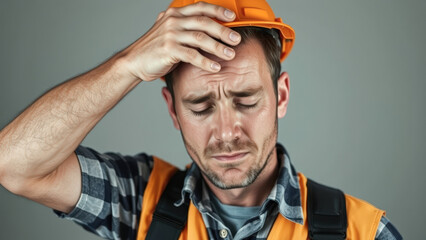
0,55,136,213
0,2,240,213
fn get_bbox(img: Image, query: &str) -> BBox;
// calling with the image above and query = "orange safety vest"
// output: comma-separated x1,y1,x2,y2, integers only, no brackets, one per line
137,156,385,240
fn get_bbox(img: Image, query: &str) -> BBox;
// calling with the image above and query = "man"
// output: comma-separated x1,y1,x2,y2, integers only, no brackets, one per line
0,0,402,239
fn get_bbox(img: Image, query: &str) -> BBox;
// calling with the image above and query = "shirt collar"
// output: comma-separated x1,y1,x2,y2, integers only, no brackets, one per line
177,143,304,225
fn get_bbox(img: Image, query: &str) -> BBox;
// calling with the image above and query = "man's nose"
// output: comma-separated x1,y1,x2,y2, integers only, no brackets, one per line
212,106,241,142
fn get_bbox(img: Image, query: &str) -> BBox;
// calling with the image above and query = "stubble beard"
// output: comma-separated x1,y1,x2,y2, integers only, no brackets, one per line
181,119,278,190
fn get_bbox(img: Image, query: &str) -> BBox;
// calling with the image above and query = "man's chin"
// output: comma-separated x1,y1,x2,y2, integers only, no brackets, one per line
208,179,250,190
202,169,256,190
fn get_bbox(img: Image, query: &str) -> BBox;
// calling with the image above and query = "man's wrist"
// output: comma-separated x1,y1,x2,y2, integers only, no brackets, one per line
109,52,143,85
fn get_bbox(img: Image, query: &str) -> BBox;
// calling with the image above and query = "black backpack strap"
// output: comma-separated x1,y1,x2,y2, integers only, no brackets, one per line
145,169,189,240
307,179,347,240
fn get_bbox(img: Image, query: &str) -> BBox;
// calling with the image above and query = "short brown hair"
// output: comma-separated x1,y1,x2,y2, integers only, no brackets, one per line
165,27,282,100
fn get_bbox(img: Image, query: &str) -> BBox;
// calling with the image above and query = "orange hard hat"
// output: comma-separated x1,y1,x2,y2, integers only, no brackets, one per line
168,0,295,62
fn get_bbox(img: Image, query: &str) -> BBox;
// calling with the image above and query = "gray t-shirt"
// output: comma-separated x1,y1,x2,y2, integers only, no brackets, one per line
209,191,261,237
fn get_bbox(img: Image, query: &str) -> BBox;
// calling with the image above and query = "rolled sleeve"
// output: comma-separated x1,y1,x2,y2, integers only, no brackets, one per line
54,146,154,240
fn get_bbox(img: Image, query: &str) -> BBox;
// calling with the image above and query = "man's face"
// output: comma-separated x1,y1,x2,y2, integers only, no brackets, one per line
164,39,288,189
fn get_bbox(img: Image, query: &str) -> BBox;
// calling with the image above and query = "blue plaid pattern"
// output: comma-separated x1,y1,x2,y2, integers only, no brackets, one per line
55,144,402,239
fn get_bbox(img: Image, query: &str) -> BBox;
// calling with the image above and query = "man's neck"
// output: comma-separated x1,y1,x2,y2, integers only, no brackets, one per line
204,148,280,207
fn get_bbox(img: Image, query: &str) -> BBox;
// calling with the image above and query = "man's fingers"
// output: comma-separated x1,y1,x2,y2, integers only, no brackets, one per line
179,15,241,46
179,31,235,60
174,46,221,73
156,11,165,21
128,2,243,80
169,1,236,22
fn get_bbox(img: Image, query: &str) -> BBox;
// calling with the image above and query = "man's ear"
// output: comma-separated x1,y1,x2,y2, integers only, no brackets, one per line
277,72,290,119
162,87,180,130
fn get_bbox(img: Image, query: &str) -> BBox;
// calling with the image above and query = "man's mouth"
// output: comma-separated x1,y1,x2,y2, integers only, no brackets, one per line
211,152,248,162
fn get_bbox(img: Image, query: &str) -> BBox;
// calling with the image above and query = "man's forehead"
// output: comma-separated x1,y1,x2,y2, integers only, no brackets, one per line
173,39,271,96
182,82,264,103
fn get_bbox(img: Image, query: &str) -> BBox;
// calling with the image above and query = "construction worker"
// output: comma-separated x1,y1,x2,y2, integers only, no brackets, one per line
0,0,402,239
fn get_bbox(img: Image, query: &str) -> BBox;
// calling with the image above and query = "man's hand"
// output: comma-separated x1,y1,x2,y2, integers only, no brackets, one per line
120,2,241,82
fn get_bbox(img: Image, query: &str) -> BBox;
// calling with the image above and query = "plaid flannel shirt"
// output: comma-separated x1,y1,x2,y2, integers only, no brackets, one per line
55,144,402,239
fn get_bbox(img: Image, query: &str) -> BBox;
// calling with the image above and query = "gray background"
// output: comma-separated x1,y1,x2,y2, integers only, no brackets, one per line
0,0,424,239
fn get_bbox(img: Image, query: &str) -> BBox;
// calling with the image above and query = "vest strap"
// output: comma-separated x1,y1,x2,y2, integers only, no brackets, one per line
145,170,189,240
307,179,347,240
